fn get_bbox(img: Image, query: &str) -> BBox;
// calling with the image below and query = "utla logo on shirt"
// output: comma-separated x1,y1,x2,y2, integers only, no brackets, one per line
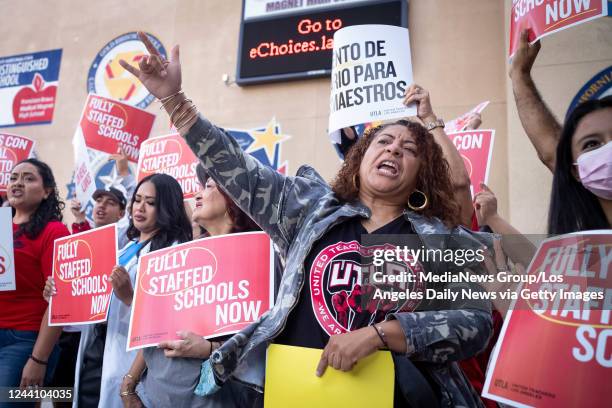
310,240,425,336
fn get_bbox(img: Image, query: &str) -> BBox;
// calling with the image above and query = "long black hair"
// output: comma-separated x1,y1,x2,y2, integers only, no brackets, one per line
126,174,192,251
12,159,64,239
548,96,612,235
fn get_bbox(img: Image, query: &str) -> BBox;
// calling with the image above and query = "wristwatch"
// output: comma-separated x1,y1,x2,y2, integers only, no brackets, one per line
425,118,445,131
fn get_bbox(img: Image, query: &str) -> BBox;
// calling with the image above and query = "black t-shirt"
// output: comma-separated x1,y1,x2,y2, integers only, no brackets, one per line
275,215,427,348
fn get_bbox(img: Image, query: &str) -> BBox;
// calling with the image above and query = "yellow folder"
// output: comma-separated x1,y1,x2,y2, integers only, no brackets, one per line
264,344,394,408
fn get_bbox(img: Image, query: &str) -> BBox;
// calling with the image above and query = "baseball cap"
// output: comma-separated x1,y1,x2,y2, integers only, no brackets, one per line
92,187,127,209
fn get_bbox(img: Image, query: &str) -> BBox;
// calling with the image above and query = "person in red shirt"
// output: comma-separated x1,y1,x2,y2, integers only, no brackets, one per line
0,159,69,403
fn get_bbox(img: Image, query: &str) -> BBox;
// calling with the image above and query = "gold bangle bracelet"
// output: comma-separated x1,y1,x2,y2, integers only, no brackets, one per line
173,103,197,127
169,98,191,121
159,89,184,104
175,106,198,130
177,112,199,131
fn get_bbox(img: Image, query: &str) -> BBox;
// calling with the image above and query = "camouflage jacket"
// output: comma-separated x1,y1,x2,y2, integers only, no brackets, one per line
185,116,493,408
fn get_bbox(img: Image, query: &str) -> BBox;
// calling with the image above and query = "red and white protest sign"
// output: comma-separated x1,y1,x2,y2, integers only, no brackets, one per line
49,224,117,325
447,130,495,195
509,0,608,57
0,133,35,192
444,101,490,134
483,231,611,407
137,134,201,199
78,94,155,162
128,231,274,351
72,131,97,207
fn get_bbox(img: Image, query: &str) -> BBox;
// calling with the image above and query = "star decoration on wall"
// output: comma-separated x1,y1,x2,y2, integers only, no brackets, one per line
246,118,290,164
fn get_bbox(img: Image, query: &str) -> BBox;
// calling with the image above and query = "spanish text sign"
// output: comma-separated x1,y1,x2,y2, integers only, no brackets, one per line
49,224,118,325
264,344,394,408
137,134,201,199
127,232,274,351
447,130,495,195
328,24,416,135
78,93,155,162
483,231,612,408
0,133,35,192
509,0,608,57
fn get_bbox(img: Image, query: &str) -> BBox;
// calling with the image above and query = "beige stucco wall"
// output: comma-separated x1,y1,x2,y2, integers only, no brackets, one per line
2,0,611,231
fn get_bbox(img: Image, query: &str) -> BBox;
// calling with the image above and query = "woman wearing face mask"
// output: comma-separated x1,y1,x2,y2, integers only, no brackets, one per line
0,159,69,407
121,34,495,407
121,164,262,408
548,96,612,233
509,30,611,227
43,174,192,408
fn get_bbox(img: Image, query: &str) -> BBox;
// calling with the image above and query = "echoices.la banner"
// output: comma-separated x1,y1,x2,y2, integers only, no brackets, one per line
49,224,118,325
127,231,275,351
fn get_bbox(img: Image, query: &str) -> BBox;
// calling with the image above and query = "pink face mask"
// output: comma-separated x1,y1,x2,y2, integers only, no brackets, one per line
576,141,612,200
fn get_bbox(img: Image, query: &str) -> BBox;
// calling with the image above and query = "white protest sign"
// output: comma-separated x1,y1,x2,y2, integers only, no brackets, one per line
329,25,416,136
0,207,15,291
72,129,97,206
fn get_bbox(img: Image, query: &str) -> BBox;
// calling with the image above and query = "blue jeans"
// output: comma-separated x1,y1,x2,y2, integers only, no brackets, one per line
0,329,60,408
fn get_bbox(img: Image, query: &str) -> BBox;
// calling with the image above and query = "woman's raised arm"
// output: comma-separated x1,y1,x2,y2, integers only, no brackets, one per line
120,33,324,253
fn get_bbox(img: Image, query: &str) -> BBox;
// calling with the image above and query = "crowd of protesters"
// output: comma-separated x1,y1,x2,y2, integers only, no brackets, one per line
0,27,610,408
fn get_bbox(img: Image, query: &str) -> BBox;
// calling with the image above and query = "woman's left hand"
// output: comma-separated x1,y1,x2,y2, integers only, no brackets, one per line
158,331,211,359
316,326,382,377
20,358,46,389
110,265,133,306
121,393,145,408
403,84,436,122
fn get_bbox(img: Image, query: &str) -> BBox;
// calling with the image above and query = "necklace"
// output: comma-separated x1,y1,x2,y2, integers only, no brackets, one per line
362,210,404,233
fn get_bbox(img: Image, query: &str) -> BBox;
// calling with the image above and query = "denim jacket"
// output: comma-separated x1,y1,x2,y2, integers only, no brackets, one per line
184,116,493,408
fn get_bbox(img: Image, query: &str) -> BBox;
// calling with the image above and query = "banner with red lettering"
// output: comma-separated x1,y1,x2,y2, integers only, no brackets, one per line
127,231,274,351
447,129,495,196
0,133,35,192
483,230,611,407
509,0,608,57
137,134,200,199
77,93,155,162
49,224,117,325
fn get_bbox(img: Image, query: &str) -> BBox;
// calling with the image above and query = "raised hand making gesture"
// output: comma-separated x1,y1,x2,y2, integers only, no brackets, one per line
119,32,181,100
120,32,198,134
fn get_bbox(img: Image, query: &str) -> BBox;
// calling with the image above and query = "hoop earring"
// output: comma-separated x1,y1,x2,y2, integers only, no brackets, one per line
352,174,359,190
407,189,428,211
